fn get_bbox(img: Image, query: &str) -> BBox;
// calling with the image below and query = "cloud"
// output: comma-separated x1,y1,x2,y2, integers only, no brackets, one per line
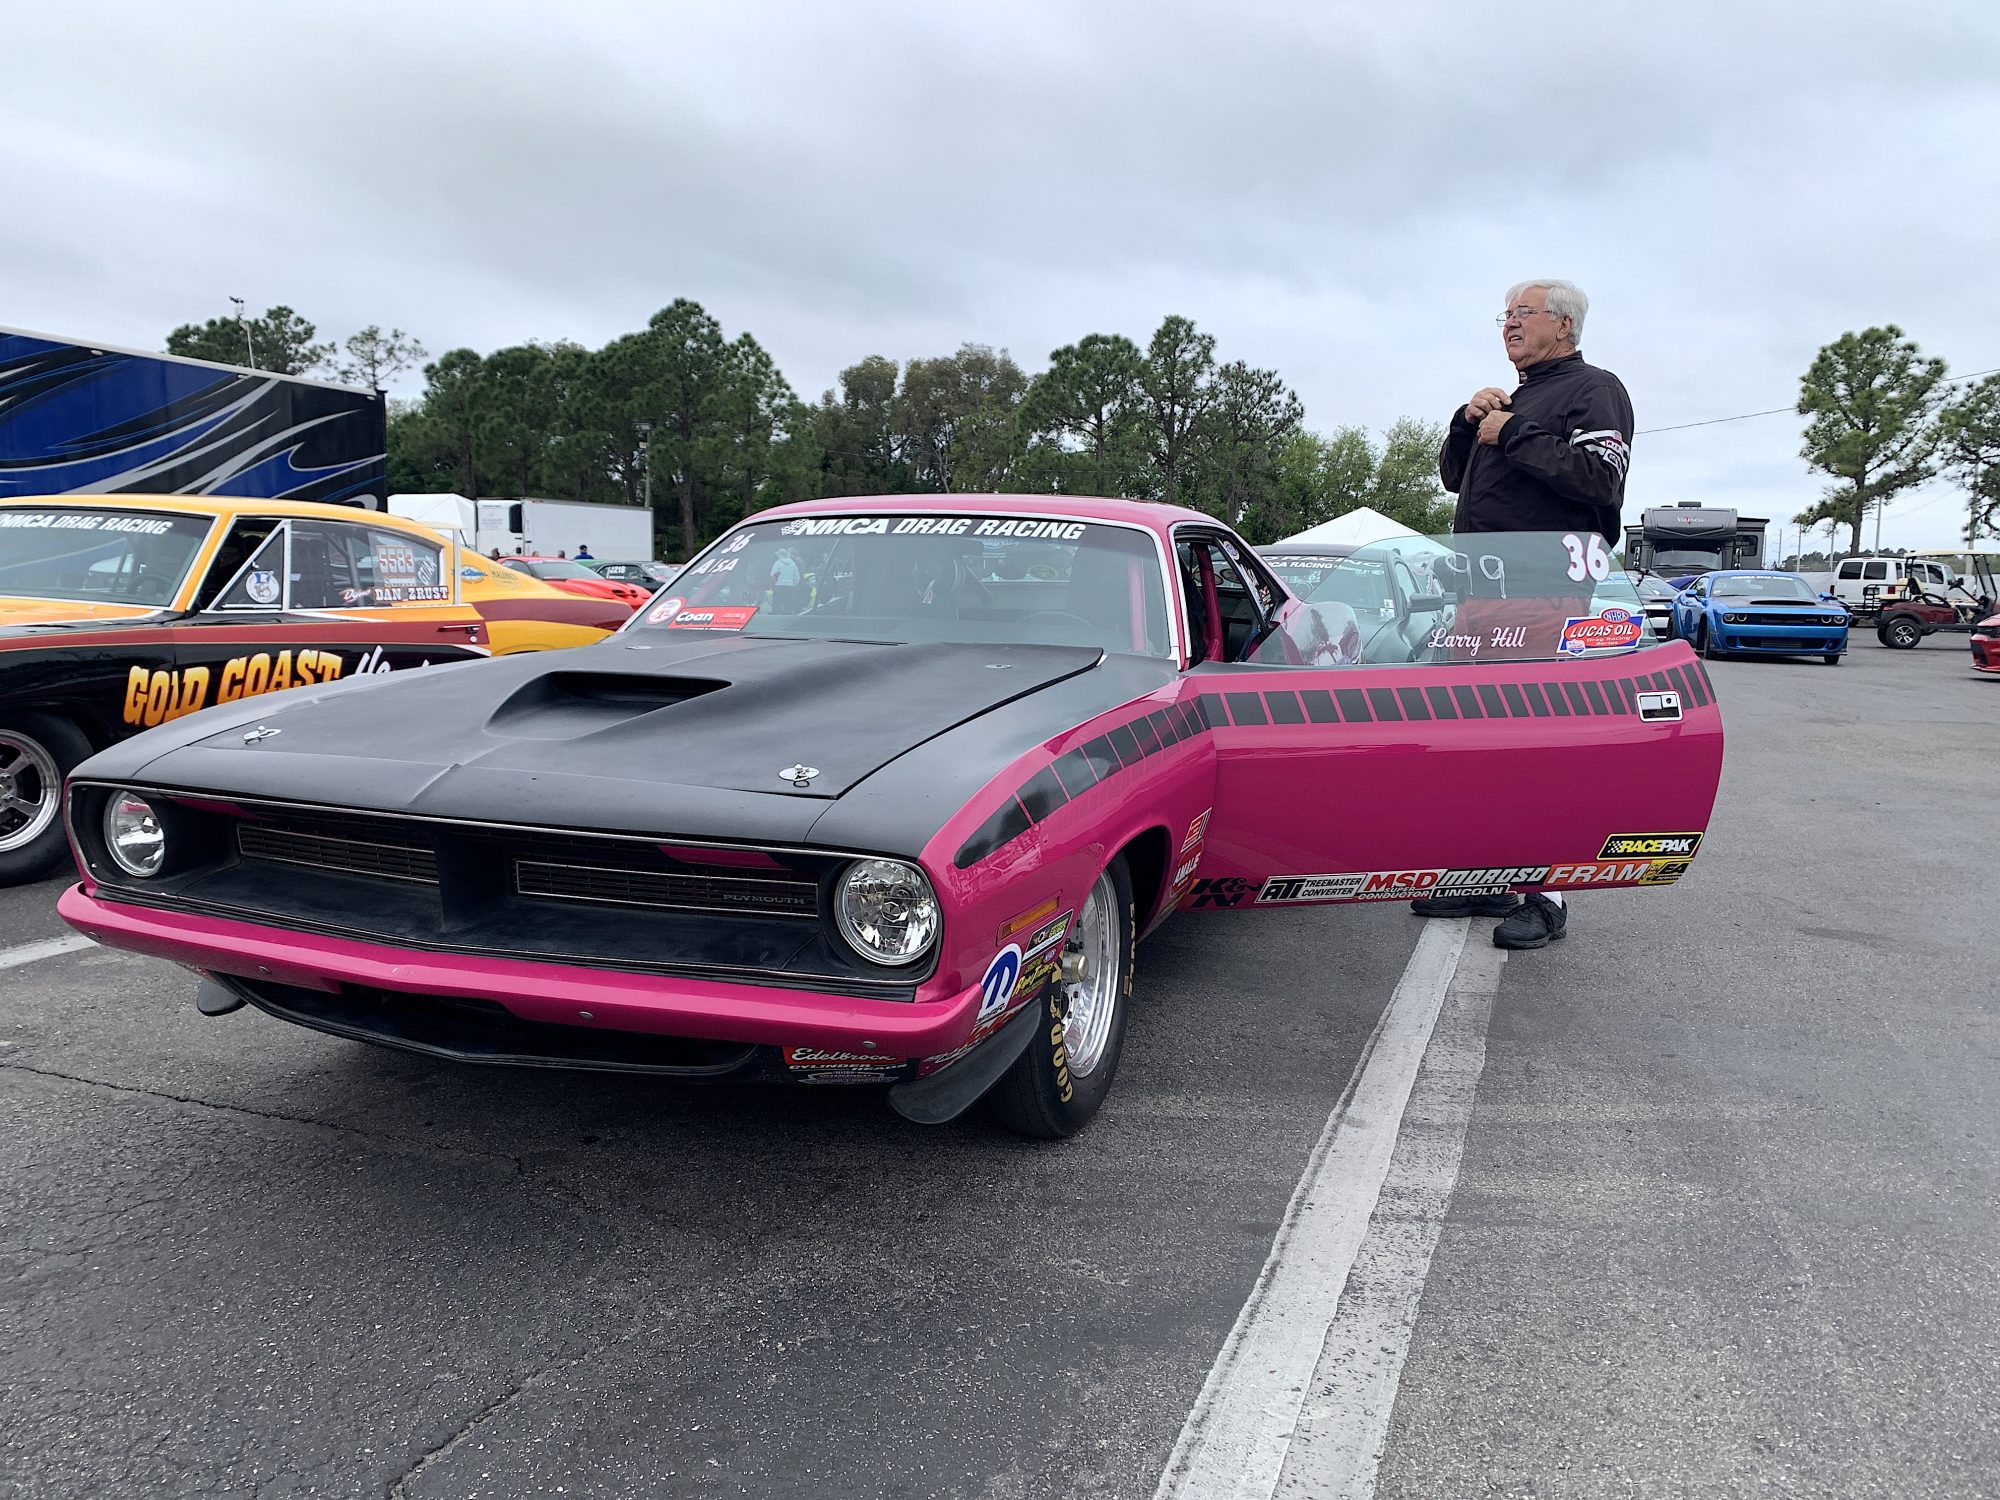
4,0,1997,544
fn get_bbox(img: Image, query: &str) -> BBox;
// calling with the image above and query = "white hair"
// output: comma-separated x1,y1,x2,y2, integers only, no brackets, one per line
1506,279,1588,346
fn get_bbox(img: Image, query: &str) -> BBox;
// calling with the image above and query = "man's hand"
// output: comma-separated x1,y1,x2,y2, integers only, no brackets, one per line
1464,387,1512,423
1476,409,1514,446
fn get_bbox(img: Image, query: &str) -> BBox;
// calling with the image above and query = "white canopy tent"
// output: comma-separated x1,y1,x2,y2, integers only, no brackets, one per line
1279,506,1423,548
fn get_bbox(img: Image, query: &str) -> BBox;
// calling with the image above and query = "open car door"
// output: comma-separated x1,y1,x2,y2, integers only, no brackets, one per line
1174,530,1723,909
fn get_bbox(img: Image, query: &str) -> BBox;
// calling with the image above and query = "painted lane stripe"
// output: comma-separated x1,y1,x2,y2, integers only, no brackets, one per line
1153,918,1473,1500
0,934,95,970
1274,938,1506,1497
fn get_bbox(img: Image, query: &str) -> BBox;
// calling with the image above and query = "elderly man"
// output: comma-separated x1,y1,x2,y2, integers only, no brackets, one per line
1414,278,1634,950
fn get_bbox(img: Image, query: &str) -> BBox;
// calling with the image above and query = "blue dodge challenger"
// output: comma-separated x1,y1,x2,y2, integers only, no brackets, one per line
1671,570,1851,664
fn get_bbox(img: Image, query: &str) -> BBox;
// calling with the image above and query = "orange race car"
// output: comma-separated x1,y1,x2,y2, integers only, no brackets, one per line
0,493,630,884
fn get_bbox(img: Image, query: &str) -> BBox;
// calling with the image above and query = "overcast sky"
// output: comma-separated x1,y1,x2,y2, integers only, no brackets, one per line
8,0,1998,551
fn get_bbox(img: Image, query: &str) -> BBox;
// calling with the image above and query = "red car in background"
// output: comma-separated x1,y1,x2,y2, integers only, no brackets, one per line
1972,612,2000,675
500,555,649,610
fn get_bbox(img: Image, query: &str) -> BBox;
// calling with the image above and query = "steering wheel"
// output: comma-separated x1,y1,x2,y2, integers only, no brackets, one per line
1018,610,1095,629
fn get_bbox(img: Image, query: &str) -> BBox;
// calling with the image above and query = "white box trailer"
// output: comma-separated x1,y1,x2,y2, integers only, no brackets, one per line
476,497,654,561
387,493,476,545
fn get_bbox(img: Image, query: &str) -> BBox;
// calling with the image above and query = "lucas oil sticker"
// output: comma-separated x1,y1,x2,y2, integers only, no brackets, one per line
1559,607,1643,654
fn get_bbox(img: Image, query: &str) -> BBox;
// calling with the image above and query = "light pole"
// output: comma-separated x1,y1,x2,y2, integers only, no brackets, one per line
228,296,257,368
634,419,654,530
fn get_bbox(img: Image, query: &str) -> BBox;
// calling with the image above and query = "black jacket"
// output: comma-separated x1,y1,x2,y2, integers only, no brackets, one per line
1439,352,1633,542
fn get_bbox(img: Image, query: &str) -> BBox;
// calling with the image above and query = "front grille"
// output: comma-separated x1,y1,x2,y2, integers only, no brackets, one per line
237,823,439,884
1734,635,1836,651
515,858,819,917
1739,612,1818,626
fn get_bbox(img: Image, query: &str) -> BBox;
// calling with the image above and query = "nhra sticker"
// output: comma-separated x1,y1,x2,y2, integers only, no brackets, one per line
1559,607,1644,654
667,605,758,630
645,595,685,623
977,945,1023,1022
1598,832,1702,859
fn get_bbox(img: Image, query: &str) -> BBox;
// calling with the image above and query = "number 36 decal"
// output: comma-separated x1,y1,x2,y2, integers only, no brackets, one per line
1562,533,1612,583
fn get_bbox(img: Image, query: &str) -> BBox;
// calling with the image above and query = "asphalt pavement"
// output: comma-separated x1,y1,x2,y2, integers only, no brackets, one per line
3,635,1994,1499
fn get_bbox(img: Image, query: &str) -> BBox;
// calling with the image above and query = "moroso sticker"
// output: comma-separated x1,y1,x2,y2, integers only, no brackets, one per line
121,648,356,729
1182,807,1212,853
1598,832,1702,859
668,605,758,630
1433,866,1552,895
1560,608,1644,654
978,945,1023,1022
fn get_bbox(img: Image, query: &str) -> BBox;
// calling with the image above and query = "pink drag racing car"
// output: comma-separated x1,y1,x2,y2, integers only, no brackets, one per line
58,496,1723,1137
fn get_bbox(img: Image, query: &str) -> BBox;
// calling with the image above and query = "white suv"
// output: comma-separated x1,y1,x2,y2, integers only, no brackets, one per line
1829,557,1953,612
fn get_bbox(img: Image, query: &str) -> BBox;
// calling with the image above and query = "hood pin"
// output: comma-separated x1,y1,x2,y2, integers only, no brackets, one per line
242,726,281,744
779,764,820,788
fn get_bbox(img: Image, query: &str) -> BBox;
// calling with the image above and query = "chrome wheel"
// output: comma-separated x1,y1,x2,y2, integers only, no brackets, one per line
1057,867,1122,1078
0,729,60,854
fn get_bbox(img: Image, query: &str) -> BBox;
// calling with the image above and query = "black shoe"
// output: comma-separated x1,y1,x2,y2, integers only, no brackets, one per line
1409,891,1523,918
1493,893,1567,949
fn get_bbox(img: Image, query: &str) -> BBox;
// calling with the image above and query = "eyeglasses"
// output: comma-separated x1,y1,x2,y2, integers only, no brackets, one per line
1495,306,1563,326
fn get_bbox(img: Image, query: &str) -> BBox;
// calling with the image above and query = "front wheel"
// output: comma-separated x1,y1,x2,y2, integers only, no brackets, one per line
989,856,1134,1139
0,713,94,886
1824,653,1842,665
1879,616,1923,650
1698,623,1724,661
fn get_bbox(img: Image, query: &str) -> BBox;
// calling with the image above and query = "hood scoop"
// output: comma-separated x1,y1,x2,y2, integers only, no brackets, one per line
486,672,727,739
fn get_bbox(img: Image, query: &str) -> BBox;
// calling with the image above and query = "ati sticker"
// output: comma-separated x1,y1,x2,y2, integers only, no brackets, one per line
1559,608,1643,654
1257,873,1368,904
667,605,758,630
1598,832,1702,859
977,944,1023,1022
122,648,352,728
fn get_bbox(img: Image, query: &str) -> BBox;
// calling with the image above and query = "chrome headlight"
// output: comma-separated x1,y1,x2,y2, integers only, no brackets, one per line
1723,612,1745,624
103,789,166,878
834,858,940,966
1823,614,1844,626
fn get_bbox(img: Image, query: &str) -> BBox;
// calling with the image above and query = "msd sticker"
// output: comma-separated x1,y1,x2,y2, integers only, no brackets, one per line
1560,607,1643,654
667,605,758,630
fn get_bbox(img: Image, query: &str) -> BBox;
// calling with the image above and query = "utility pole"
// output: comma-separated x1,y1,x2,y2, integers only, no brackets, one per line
635,420,654,517
228,297,257,368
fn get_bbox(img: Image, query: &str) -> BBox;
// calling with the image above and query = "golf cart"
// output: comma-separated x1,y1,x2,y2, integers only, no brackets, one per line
1874,552,2000,649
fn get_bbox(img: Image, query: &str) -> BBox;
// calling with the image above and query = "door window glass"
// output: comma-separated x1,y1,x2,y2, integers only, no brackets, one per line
211,528,289,610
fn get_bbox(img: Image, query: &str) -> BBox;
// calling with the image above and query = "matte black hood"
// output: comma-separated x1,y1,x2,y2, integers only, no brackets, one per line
108,635,1106,845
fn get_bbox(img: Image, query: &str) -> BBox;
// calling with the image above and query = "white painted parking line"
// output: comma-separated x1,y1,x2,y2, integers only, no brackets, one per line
0,934,95,970
1153,918,1478,1500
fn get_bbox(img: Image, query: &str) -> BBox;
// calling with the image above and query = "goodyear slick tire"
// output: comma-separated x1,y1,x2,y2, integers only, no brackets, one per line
0,713,93,887
988,856,1135,1140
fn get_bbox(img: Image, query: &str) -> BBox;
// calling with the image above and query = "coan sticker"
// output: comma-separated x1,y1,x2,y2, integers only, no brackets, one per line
667,605,758,630
1598,832,1702,859
977,945,1023,1022
1560,608,1643,654
121,648,354,728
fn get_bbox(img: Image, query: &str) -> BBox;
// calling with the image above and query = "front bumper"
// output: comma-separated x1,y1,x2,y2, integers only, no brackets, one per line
1973,635,2000,673
59,884,986,1063
1713,626,1848,656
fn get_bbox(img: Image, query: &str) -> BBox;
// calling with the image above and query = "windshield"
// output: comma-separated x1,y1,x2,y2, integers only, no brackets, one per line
1650,545,1728,573
629,513,1173,656
517,559,601,581
1712,575,1818,601
0,506,212,607
1264,553,1394,614
1249,531,1653,666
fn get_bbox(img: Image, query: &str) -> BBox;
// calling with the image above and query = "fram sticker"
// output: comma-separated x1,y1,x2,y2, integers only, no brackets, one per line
978,945,1023,1022
1560,608,1643,654
1547,860,1658,884
1598,832,1702,859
